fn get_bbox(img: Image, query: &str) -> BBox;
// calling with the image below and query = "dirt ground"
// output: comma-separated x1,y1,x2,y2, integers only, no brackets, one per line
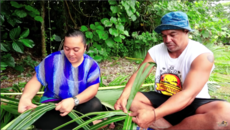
0,58,140,88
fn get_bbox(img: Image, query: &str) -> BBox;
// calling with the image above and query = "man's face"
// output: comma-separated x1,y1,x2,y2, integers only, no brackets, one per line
161,30,188,52
63,36,86,65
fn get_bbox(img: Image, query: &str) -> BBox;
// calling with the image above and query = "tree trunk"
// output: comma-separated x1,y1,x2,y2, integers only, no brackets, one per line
41,0,47,58
63,1,68,34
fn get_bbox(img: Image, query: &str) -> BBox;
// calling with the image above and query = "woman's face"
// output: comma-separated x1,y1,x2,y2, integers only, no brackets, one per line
63,36,86,66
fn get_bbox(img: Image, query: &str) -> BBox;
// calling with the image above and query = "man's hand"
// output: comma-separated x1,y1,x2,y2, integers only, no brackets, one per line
129,109,156,129
55,98,75,116
18,98,37,113
114,96,128,113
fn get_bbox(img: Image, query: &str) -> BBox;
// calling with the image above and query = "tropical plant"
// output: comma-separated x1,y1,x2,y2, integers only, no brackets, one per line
0,1,42,71
82,0,140,62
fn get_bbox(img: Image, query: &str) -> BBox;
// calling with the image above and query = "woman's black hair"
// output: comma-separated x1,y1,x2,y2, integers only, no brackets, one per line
65,29,86,45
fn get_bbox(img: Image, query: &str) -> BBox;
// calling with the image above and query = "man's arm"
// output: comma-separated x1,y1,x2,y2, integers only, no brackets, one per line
114,53,155,112
55,83,99,116
155,53,214,118
18,74,42,113
131,53,214,128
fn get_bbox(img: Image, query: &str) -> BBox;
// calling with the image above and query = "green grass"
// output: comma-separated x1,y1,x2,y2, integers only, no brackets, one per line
208,45,230,102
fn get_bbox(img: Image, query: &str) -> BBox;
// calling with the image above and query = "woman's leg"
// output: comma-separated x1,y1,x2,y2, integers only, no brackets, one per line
33,97,102,129
74,97,102,114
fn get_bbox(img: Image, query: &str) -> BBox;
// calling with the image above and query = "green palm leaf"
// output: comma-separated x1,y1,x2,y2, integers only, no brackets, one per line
54,110,126,130
0,95,20,106
16,104,55,129
2,109,32,129
126,62,154,110
122,115,133,130
73,111,127,130
3,103,55,129
131,122,138,130
96,88,123,109
68,111,90,130
90,116,126,130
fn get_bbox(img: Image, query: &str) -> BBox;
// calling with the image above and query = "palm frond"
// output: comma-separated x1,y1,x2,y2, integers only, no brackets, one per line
68,111,91,130
2,103,56,130
126,62,154,110
122,115,133,130
54,110,127,130
90,116,126,130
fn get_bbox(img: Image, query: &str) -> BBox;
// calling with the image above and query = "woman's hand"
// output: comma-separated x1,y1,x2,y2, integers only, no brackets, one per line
18,74,41,113
55,98,75,116
18,98,37,113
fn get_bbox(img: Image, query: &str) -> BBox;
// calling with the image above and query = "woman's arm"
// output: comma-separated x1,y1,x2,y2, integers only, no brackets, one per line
18,73,42,113
75,83,99,104
55,83,99,116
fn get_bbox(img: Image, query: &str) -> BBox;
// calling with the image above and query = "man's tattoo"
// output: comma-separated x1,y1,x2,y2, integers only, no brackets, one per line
207,54,214,63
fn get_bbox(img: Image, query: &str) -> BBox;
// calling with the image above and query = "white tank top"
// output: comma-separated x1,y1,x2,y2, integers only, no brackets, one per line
148,39,214,98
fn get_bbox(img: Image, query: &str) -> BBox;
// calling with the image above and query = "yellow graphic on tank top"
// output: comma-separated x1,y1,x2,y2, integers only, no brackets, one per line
156,73,182,96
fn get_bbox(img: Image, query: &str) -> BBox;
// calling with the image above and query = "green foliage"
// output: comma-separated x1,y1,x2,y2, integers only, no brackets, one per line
2,104,54,130
13,55,39,73
1,54,15,71
2,0,229,64
0,1,41,72
206,45,230,84
1,105,19,128
82,0,140,62
50,34,62,42
123,115,133,130
34,16,43,23
138,1,230,45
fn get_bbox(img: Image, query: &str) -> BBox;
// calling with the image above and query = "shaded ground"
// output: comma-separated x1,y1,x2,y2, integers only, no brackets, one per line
0,58,141,88
99,58,140,86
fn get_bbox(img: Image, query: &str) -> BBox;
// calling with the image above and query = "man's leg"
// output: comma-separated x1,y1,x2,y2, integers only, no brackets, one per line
167,101,230,129
131,92,172,129
130,92,154,111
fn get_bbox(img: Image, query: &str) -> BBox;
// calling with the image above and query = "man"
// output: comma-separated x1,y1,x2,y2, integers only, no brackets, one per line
114,11,230,129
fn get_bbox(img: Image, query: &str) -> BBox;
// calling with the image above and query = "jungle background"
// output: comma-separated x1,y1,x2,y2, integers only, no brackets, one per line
1,0,230,129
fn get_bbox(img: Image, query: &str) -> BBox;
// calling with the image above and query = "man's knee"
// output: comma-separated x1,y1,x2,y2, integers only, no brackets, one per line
130,92,154,111
208,101,230,115
133,92,152,105
213,102,230,123
196,101,230,113
196,101,230,128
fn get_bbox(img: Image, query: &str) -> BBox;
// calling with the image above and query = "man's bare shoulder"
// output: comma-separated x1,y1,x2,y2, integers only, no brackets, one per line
191,52,214,70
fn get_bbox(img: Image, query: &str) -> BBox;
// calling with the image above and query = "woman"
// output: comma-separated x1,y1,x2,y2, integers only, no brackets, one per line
18,30,102,129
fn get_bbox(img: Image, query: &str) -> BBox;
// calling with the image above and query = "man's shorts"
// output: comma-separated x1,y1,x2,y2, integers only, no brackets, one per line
141,91,226,125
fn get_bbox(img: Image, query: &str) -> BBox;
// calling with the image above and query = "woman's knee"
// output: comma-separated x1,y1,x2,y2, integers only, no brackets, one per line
89,97,102,111
76,97,102,113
